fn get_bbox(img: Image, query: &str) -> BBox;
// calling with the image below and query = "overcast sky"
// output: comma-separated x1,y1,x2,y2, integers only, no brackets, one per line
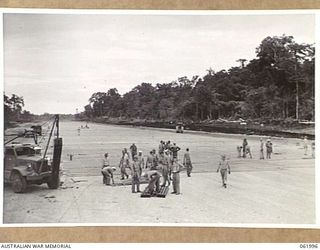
4,13,315,114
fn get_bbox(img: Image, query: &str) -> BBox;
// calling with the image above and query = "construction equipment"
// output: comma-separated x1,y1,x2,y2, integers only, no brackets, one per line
4,115,63,193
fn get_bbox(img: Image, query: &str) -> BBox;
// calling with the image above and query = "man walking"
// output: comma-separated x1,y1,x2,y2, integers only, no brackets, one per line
183,148,193,177
217,155,231,188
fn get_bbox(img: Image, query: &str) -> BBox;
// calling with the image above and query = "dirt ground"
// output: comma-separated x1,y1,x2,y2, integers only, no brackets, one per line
3,121,315,224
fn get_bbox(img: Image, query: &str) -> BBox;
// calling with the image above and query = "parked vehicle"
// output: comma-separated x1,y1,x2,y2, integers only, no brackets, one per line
4,115,63,193
176,123,184,133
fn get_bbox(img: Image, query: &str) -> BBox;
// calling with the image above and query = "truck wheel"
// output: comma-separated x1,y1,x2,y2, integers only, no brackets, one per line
11,172,27,193
47,176,60,189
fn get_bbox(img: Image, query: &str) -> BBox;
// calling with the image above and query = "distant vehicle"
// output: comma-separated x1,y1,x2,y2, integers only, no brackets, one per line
4,115,62,193
31,125,42,135
176,123,184,133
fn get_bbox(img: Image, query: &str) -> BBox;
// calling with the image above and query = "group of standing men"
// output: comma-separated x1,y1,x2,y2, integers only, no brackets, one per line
102,141,193,196
259,137,273,159
237,137,273,159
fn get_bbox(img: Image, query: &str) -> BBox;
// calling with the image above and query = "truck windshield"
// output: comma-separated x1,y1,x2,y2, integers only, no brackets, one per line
15,147,36,156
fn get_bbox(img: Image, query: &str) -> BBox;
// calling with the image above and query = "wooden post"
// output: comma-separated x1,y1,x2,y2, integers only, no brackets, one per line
51,137,63,187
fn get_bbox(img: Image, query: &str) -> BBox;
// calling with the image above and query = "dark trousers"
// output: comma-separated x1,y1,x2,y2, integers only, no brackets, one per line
186,162,192,176
220,169,227,185
172,172,180,194
131,174,140,193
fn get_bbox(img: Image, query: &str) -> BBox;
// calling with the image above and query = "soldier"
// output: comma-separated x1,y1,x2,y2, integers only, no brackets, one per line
102,152,110,168
119,148,129,180
183,148,193,177
164,149,172,180
171,158,182,195
266,138,273,159
159,140,165,154
242,138,248,158
151,149,158,170
130,143,138,160
130,155,141,193
101,166,116,185
165,140,172,150
170,143,181,160
216,155,231,188
146,151,154,169
259,138,265,160
142,170,161,195
158,151,170,187
137,151,145,176
101,153,116,185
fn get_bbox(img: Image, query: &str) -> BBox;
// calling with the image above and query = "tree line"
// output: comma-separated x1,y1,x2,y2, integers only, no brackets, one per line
4,94,36,127
82,35,314,123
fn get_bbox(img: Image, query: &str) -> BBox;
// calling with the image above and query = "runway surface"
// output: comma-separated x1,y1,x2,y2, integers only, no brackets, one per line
3,121,315,224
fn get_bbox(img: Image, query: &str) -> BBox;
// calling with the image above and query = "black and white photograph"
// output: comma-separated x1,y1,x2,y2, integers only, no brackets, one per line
2,10,316,225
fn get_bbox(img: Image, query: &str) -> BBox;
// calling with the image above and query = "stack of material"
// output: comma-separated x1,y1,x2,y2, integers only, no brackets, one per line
140,185,169,198
156,186,169,198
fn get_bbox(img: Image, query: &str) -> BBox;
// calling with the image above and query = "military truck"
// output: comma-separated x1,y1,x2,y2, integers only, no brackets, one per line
4,115,62,193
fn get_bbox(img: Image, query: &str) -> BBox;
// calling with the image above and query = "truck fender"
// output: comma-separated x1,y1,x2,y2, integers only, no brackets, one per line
10,166,29,179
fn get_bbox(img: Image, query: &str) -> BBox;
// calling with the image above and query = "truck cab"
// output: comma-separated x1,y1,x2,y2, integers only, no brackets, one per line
4,143,57,193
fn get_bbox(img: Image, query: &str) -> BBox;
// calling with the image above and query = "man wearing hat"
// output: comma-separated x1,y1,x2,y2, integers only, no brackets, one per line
216,154,231,188
131,155,141,193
